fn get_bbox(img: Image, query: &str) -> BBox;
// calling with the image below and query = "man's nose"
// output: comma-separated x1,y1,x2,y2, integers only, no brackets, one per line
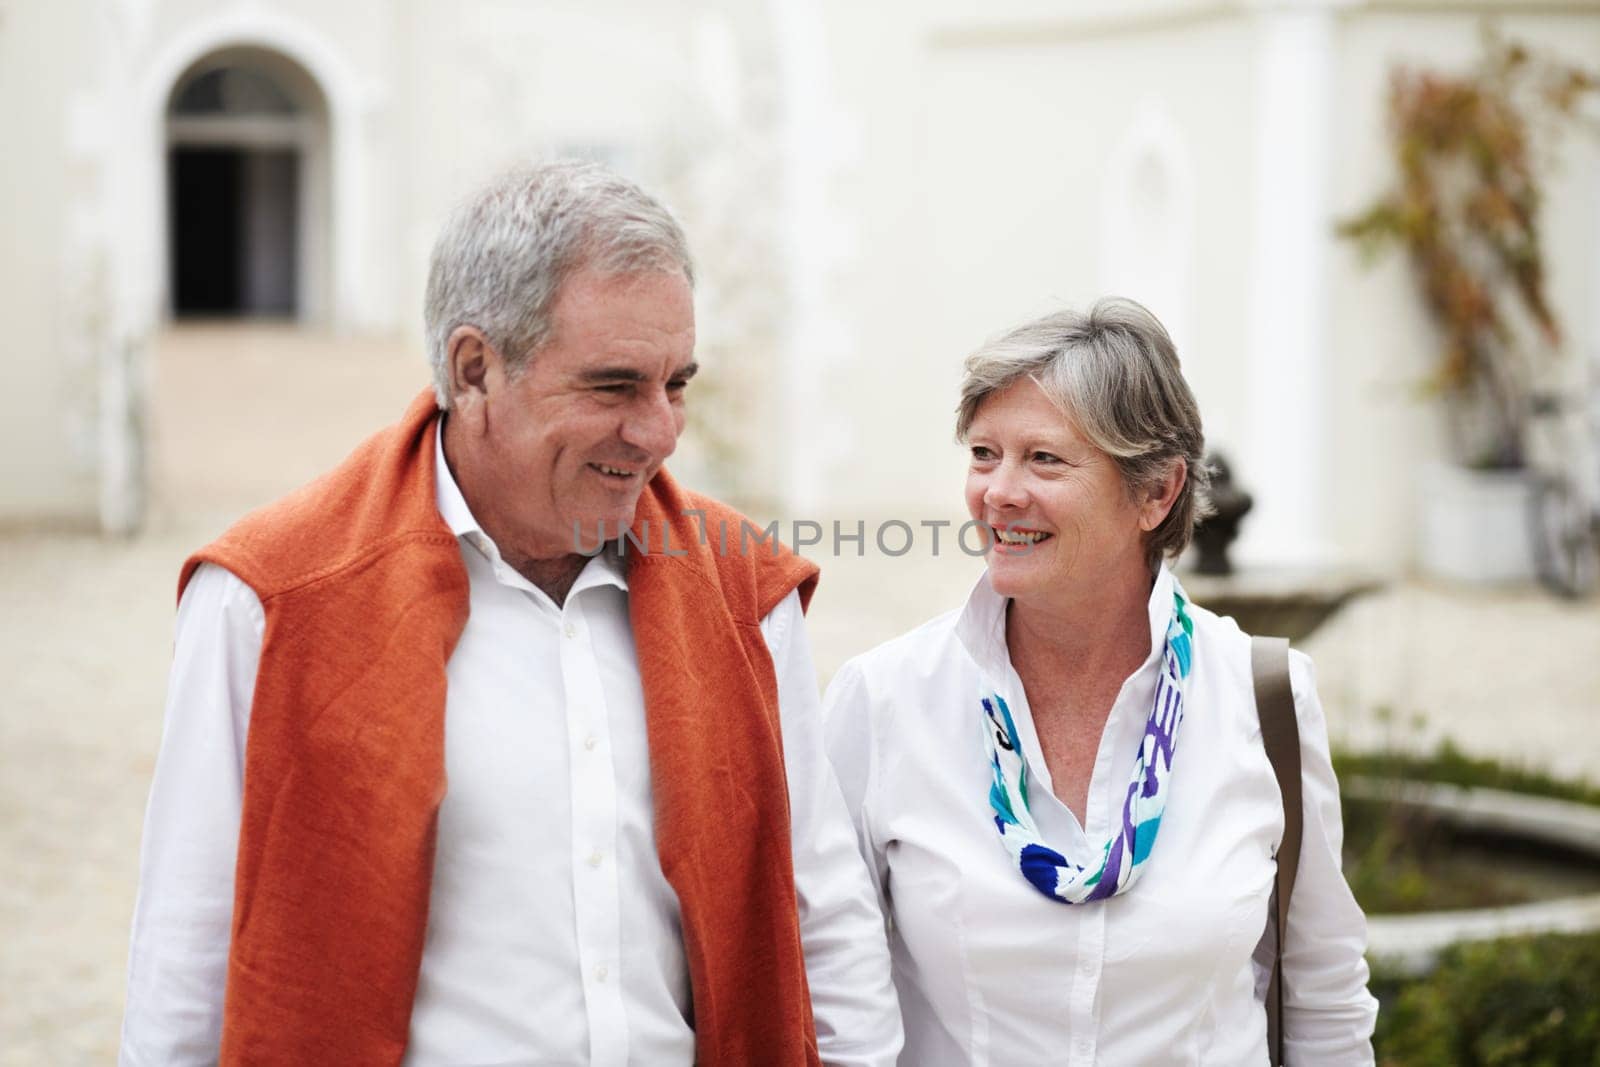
621,390,681,459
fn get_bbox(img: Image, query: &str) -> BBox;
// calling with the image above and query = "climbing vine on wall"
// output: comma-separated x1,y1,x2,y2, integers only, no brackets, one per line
1340,33,1598,469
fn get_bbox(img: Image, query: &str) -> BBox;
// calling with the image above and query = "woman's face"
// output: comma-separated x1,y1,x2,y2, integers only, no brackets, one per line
964,379,1159,606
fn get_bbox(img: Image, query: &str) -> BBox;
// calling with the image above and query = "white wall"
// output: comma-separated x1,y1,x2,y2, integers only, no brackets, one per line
0,1,102,526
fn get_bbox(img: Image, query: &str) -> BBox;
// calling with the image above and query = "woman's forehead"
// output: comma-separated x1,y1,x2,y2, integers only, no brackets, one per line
971,380,1084,439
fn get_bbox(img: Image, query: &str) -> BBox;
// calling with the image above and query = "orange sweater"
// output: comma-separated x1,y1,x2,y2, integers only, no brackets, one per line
180,390,822,1066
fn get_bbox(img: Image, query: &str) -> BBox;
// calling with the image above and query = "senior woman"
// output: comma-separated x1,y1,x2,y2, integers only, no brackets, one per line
822,299,1377,1065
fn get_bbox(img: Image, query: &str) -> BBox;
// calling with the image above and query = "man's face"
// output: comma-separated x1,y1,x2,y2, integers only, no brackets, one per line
450,267,697,564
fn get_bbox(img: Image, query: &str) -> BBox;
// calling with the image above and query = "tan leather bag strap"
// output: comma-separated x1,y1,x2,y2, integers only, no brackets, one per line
1252,635,1301,1066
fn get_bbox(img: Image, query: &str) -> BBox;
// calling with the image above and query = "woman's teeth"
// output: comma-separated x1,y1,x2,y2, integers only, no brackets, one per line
994,528,1051,544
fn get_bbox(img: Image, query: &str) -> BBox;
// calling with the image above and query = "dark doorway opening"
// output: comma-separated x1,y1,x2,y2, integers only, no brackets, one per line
170,146,299,317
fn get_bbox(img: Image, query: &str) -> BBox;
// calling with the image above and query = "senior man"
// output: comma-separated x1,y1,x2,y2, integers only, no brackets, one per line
121,161,901,1066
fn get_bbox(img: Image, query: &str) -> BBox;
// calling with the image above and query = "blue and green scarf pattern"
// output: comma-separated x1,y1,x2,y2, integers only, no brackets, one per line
980,588,1194,904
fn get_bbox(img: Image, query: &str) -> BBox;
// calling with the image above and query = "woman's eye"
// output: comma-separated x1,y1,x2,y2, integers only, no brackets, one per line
1032,451,1061,464
970,446,995,462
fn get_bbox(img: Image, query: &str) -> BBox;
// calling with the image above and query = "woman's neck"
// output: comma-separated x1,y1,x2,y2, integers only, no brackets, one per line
1005,569,1156,685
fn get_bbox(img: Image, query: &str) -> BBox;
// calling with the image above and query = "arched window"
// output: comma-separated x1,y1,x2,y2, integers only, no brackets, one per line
166,49,328,318
171,67,300,116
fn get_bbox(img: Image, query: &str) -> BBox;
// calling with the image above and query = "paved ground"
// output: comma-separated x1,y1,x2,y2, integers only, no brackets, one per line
2,326,1597,1063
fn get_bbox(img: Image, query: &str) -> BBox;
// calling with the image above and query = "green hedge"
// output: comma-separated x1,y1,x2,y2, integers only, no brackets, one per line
1333,740,1600,807
1371,932,1600,1066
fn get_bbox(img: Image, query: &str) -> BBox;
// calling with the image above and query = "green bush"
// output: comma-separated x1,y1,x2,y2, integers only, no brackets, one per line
1371,932,1600,1066
1334,740,1600,807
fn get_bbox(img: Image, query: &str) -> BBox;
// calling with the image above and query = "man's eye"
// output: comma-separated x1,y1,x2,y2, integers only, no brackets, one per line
595,384,630,395
667,379,690,394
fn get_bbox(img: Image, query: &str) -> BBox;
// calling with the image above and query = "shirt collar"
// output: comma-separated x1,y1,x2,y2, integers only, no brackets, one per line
433,414,628,594
433,413,480,541
955,564,1178,684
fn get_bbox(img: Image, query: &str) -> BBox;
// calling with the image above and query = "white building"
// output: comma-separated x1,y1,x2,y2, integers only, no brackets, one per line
3,0,1597,576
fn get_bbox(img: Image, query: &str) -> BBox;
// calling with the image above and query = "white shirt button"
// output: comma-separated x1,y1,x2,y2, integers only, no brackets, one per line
563,622,577,639
584,735,598,751
594,964,608,982
1081,957,1095,975
588,850,604,868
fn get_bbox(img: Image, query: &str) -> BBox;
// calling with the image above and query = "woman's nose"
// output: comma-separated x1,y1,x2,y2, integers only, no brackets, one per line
983,464,1029,510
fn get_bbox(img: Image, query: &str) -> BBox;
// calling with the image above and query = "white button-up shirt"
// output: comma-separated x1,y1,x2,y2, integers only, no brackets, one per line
121,431,901,1066
822,567,1377,1066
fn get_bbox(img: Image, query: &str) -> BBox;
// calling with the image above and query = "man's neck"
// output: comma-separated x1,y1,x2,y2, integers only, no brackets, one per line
506,551,589,607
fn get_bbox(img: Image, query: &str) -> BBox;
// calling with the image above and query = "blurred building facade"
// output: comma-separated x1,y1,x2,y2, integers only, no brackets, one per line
1,0,1597,575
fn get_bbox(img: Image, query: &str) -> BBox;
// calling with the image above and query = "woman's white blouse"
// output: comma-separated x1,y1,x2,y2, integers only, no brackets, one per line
822,567,1378,1066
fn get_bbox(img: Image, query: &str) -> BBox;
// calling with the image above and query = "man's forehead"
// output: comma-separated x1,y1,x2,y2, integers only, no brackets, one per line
546,268,692,325
549,265,693,313
529,268,694,374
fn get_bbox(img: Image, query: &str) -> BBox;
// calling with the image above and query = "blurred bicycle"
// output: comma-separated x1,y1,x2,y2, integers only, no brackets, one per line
1528,376,1600,598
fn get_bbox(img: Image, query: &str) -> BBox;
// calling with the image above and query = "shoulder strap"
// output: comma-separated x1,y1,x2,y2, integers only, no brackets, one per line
1252,635,1301,1067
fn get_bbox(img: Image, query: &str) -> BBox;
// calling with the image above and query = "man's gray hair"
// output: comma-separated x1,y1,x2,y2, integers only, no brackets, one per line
955,297,1214,572
424,160,695,408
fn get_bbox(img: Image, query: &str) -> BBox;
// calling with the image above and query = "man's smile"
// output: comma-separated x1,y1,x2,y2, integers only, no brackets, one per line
590,462,642,481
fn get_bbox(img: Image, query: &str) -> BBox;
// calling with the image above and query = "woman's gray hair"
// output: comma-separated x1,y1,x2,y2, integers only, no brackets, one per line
956,297,1214,572
424,160,695,408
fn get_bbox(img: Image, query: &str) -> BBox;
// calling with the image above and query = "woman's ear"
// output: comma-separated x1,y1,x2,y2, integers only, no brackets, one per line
1139,458,1187,532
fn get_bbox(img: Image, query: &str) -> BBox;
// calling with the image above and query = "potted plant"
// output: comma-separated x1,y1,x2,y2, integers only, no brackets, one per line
1338,34,1597,583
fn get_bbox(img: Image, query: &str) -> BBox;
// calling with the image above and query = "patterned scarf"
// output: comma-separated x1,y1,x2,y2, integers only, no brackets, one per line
981,587,1194,903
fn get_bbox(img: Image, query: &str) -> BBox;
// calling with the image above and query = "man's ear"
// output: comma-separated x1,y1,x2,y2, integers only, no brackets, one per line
1139,458,1187,532
445,326,501,416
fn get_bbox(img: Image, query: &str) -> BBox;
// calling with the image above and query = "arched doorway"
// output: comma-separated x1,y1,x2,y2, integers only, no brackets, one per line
165,48,329,320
